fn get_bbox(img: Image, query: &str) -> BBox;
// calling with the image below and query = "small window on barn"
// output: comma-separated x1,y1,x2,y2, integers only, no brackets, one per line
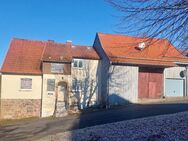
72,59,84,69
20,78,32,90
51,63,64,73
47,79,55,91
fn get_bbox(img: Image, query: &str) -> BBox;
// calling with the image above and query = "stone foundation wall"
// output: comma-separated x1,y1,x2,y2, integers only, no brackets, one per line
0,99,41,119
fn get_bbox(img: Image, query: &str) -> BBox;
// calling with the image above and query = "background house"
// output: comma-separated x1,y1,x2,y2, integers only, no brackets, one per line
0,38,100,119
41,40,100,117
94,33,188,106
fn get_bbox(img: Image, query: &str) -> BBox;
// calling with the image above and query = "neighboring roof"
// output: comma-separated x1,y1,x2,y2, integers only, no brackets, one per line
1,38,99,74
97,33,188,67
1,39,45,74
42,42,99,62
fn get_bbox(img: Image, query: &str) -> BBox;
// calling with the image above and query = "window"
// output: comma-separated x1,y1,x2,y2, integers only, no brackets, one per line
47,79,55,91
72,59,84,68
51,63,64,73
72,79,84,92
79,61,83,68
73,60,78,68
21,78,32,90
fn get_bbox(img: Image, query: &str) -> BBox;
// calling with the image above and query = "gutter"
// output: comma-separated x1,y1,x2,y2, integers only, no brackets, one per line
112,61,174,68
175,62,188,66
111,56,188,62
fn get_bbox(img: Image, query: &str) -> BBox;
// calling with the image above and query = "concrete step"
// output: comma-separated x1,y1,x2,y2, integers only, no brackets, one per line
55,101,67,117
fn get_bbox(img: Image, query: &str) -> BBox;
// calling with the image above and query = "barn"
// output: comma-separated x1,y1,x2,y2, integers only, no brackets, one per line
94,33,188,106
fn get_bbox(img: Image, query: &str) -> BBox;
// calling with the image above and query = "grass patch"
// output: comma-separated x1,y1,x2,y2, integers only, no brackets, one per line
0,117,39,126
0,116,62,126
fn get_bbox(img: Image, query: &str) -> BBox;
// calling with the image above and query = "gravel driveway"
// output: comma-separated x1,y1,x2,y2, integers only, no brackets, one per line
38,111,188,141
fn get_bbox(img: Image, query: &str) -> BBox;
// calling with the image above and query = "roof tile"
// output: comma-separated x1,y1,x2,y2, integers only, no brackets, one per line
1,38,99,74
98,33,188,66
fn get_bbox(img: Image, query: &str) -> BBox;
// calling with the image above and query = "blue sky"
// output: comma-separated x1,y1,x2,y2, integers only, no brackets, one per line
0,0,118,66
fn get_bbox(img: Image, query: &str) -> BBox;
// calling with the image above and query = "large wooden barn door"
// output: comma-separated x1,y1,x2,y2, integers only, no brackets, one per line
138,68,164,99
138,72,149,98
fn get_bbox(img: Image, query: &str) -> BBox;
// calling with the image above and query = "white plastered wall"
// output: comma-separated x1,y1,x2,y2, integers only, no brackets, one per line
1,74,42,99
41,74,71,117
164,67,185,79
41,59,100,117
108,65,139,104
71,59,100,108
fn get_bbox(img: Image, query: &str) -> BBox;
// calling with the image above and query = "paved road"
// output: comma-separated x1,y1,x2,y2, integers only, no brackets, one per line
1,100,188,141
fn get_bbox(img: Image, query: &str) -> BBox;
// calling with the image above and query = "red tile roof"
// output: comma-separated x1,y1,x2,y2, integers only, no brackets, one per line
1,38,99,74
1,39,45,74
42,42,99,62
97,33,188,66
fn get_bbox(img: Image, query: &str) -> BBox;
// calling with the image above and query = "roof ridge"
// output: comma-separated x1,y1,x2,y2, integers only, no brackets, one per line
73,45,92,48
12,37,48,43
97,32,167,41
12,37,92,47
12,38,68,46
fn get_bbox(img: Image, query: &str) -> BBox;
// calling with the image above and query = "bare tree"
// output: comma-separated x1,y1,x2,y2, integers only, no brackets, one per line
71,60,98,110
107,0,188,51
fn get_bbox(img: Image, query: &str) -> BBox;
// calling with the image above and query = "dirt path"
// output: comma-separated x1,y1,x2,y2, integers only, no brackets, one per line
0,100,188,141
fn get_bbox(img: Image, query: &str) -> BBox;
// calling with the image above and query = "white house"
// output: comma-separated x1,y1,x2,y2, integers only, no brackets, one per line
0,38,100,119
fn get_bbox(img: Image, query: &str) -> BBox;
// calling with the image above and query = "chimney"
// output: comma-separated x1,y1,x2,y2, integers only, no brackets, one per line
48,40,54,43
66,40,72,47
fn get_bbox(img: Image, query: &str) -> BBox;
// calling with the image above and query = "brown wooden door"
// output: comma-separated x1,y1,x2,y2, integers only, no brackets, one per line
138,72,149,98
149,72,163,98
138,68,163,99
149,82,157,98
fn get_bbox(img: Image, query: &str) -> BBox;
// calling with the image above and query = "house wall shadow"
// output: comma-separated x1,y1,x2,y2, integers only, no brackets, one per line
67,98,188,141
67,94,132,140
108,94,131,106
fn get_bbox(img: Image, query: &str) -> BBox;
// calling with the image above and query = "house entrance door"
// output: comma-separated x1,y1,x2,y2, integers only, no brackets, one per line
55,81,68,117
58,82,67,103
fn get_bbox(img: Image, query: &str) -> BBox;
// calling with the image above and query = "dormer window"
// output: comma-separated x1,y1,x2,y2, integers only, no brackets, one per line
72,59,84,69
51,63,64,73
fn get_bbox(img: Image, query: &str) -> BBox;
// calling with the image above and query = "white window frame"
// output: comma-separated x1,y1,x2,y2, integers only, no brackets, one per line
72,59,84,69
20,78,32,90
51,63,64,73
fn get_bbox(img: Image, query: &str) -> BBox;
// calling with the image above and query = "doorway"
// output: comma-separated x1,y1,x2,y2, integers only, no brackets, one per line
55,81,68,117
57,81,68,104
138,67,164,99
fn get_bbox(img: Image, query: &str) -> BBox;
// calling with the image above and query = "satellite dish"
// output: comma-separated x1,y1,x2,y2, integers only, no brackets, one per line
138,42,145,50
180,70,187,78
